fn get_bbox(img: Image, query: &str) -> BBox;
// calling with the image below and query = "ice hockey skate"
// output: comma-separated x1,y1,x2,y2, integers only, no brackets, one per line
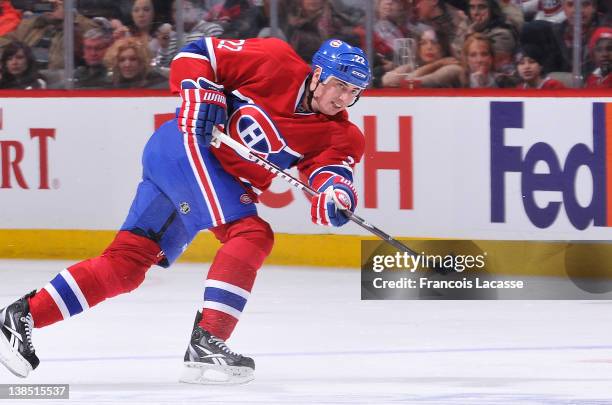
0,292,39,378
179,311,254,385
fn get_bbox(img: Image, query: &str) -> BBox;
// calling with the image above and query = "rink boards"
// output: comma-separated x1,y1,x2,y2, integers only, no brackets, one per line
0,89,611,272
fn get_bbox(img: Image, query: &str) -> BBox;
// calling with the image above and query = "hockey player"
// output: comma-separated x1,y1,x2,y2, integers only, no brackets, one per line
0,37,371,384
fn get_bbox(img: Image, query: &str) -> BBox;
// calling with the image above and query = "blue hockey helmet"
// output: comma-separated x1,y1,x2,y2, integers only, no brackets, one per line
312,39,371,89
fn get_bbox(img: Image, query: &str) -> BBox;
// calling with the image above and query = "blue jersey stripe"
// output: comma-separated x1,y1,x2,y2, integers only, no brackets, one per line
203,287,247,312
181,40,212,61
50,274,83,316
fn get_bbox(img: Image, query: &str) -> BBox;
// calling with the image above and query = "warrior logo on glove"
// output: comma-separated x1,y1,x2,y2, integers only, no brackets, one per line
179,77,227,145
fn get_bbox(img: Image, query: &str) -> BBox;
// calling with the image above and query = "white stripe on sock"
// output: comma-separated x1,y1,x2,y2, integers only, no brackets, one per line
204,279,250,299
202,301,242,319
60,269,90,311
43,284,70,320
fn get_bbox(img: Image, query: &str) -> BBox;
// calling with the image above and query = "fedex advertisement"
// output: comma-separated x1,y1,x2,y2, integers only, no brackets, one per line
491,101,611,231
0,92,611,240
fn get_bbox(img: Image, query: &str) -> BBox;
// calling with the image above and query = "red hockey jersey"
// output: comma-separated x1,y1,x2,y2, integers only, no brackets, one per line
169,37,364,192
585,69,612,88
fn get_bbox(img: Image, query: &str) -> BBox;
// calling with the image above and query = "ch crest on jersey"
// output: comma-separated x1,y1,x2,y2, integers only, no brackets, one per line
229,105,285,158
227,104,302,169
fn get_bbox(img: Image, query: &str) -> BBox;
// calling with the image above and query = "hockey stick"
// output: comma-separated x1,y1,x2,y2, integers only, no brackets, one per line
212,129,418,256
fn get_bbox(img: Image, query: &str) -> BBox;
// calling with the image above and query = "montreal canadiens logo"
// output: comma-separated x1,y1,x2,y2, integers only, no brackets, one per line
334,190,351,209
240,193,253,204
329,40,343,48
228,105,286,158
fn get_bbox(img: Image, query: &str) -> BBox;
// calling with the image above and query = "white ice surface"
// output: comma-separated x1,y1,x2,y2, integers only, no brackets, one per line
0,259,611,404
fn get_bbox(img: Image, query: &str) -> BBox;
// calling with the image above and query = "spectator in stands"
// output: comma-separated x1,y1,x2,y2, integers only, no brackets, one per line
128,0,159,53
77,0,122,20
207,0,269,39
498,0,525,32
413,0,470,58
110,18,130,40
375,0,411,54
381,27,463,86
256,0,291,40
585,26,612,87
0,0,97,70
74,17,113,88
373,0,429,58
0,41,47,89
515,43,566,87
466,0,519,72
152,0,223,68
534,0,566,22
0,0,21,36
520,20,565,73
285,0,362,63
522,0,539,20
551,0,603,75
104,36,166,89
461,32,498,86
149,23,174,76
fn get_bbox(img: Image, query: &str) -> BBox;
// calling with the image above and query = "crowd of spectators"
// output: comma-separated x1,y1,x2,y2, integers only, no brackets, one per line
0,0,608,90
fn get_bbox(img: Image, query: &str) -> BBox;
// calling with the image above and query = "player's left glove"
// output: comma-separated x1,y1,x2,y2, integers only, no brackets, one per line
178,77,227,145
311,176,358,227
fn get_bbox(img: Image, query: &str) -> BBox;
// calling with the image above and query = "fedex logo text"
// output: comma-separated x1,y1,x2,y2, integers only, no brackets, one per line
490,101,611,230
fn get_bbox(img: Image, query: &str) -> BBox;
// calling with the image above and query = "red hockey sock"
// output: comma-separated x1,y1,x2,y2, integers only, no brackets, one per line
29,231,161,328
200,216,274,340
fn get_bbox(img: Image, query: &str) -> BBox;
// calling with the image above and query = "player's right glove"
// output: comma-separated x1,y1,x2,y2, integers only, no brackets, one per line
178,77,227,145
311,176,358,227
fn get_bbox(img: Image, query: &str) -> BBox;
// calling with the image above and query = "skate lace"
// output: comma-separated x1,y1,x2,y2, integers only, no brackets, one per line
208,336,239,357
20,314,34,352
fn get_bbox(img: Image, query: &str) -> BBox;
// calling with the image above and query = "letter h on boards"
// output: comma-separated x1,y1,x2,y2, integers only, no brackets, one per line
363,116,413,210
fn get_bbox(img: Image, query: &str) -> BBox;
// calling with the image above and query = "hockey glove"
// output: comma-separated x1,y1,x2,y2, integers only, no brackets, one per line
311,176,358,227
178,77,227,145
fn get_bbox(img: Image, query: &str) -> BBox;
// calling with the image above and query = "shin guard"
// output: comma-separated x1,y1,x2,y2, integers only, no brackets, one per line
29,231,161,328
200,216,274,340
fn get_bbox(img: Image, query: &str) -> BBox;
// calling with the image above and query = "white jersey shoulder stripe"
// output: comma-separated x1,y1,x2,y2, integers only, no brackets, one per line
231,90,253,104
173,52,210,62
204,37,218,82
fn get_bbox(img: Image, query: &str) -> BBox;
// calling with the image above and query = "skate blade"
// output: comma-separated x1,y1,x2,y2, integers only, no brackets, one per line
0,333,32,378
179,362,254,385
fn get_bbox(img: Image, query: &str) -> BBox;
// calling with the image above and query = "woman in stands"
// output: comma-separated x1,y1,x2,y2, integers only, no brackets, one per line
128,0,159,53
466,0,518,74
104,37,166,89
515,44,565,89
381,27,463,87
0,41,46,89
461,32,499,87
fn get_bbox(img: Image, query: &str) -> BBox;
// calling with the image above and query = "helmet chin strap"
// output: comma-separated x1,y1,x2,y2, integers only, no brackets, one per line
348,94,361,107
305,73,321,113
